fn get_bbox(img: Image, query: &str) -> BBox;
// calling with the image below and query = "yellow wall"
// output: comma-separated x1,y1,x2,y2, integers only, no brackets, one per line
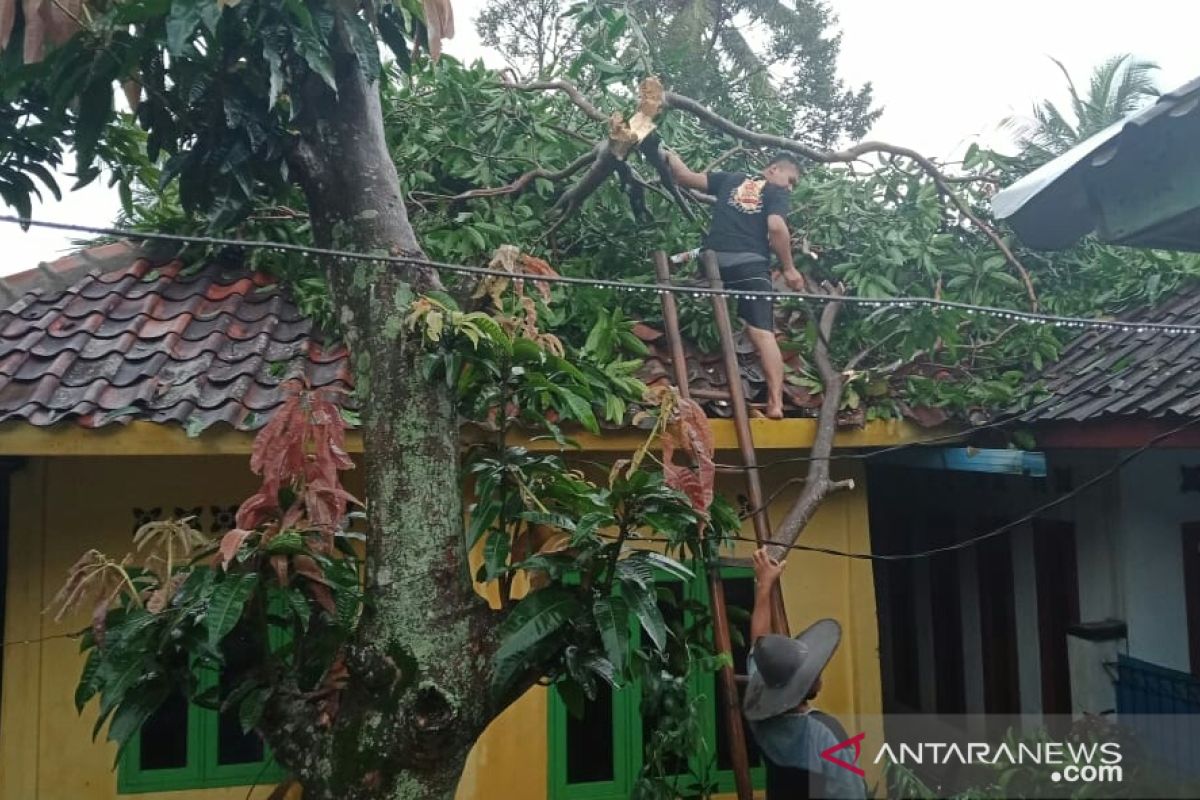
1,451,883,800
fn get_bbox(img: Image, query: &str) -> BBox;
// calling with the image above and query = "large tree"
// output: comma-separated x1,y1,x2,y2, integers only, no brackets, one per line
476,0,879,146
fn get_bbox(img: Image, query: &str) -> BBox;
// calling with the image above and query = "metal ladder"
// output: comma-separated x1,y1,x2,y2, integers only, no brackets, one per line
653,249,790,800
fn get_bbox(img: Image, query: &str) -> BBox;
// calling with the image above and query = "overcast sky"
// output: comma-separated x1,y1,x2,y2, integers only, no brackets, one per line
3,0,1196,274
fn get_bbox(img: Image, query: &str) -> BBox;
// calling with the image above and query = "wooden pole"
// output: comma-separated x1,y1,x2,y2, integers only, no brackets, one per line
653,251,755,800
699,250,790,635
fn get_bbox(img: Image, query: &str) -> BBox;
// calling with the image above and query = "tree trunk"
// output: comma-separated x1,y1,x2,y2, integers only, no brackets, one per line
272,33,500,800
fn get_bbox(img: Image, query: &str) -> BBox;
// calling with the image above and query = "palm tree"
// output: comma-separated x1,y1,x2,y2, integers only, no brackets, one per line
1005,54,1161,165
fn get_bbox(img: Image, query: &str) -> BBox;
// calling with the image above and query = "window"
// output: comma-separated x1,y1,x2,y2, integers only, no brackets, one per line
548,566,765,800
118,630,284,793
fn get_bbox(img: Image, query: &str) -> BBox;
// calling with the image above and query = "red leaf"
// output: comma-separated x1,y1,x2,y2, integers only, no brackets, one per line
235,490,276,532
270,554,290,587
91,596,110,649
518,254,558,301
661,397,715,514
217,529,252,571
294,555,337,614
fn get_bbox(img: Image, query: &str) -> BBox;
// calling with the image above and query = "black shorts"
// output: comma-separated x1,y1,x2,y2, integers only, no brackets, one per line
712,251,773,331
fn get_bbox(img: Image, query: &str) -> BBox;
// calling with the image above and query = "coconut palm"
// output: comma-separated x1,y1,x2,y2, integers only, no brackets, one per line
1005,54,1161,165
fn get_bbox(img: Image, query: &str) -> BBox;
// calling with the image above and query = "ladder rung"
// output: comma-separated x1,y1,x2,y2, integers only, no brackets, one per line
689,387,733,401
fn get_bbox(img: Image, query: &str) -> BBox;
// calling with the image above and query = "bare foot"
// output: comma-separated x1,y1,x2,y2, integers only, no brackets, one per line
765,403,785,420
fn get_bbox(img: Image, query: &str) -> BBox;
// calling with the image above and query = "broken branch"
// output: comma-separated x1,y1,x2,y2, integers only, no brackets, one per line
663,90,1038,310
500,78,608,124
414,149,599,202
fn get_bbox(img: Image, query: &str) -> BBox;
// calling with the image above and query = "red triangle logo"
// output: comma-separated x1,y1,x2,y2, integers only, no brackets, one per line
820,731,866,777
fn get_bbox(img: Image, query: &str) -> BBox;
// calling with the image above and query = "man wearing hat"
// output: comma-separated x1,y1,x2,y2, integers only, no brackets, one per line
744,548,867,799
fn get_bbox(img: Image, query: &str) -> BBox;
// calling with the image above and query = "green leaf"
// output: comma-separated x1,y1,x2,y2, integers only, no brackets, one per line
615,555,653,588
107,681,170,758
482,531,510,581
516,511,576,531
75,649,103,712
166,0,204,55
557,388,599,434
264,530,305,555
592,594,629,673
206,572,258,648
621,578,667,651
556,678,586,719
342,11,382,82
295,27,337,91
633,551,694,582
94,656,153,737
264,42,285,111
284,587,312,631
491,587,580,701
239,685,271,733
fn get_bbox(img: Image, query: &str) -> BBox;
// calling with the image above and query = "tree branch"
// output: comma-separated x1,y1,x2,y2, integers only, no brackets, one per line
767,296,848,559
663,90,1038,310
500,78,608,124
492,77,1037,310
413,148,598,202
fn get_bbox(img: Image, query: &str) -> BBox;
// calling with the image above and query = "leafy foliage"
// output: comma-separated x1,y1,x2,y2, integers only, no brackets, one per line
476,0,880,146
53,384,365,756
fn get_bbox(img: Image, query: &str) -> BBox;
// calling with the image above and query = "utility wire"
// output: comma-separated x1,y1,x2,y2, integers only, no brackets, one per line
6,215,1200,336
0,631,78,649
654,415,1200,562
710,394,1062,471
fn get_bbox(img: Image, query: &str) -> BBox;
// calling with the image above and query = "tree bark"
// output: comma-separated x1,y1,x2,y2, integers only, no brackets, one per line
273,28,500,800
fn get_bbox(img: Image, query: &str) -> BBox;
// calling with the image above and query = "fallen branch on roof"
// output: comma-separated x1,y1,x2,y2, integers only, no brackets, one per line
492,76,1038,310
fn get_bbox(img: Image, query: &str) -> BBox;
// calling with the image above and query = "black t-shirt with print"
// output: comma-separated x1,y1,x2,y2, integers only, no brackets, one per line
703,171,791,257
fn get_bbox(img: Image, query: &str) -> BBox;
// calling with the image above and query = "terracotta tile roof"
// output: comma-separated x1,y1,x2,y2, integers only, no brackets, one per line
0,255,351,432
633,308,954,427
0,241,152,305
635,322,827,419
0,246,954,434
1023,283,1200,423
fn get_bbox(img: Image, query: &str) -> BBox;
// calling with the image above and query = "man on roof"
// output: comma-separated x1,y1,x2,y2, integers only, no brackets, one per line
661,148,809,419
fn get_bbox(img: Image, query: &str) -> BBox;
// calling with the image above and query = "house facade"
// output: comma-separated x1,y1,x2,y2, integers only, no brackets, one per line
0,248,941,799
867,287,1200,779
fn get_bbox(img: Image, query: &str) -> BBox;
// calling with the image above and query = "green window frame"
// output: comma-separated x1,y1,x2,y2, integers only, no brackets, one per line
548,565,766,800
118,586,288,794
117,666,285,794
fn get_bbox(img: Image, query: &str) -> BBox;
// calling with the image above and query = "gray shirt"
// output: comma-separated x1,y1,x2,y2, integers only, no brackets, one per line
746,654,867,799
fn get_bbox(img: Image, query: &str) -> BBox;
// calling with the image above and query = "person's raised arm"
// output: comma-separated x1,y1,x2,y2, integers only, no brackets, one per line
662,149,709,193
751,547,785,644
767,215,806,292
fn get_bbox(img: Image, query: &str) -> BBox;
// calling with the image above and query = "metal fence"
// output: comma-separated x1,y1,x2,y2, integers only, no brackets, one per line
1115,654,1200,777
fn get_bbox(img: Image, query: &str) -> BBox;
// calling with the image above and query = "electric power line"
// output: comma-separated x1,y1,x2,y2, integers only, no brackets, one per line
6,215,1200,336
710,393,1063,471
639,415,1200,562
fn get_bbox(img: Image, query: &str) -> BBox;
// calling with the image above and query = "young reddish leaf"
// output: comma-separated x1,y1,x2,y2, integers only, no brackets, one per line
269,554,290,587
518,253,558,301
661,397,715,514
235,490,276,532
217,529,252,571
